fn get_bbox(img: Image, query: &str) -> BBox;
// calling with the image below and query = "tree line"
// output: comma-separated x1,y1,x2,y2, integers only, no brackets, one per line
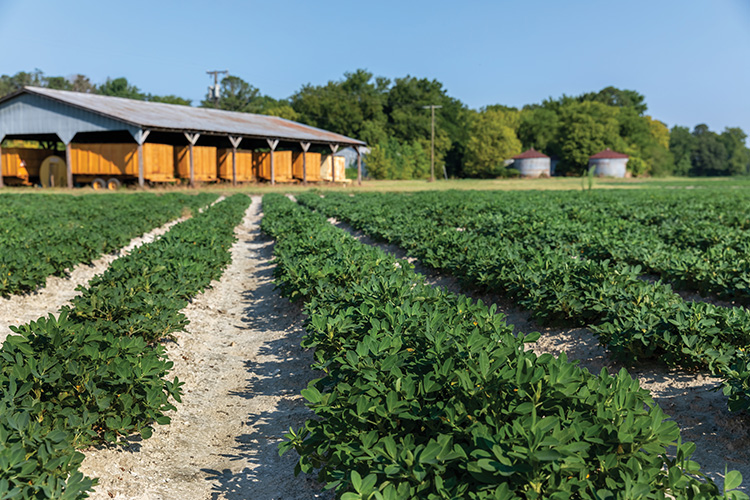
2,69,748,178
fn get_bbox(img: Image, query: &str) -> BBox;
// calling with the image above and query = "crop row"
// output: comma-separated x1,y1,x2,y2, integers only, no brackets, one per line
427,192,750,305
295,192,750,413
261,194,744,500
0,194,251,498
0,192,218,297
316,189,750,304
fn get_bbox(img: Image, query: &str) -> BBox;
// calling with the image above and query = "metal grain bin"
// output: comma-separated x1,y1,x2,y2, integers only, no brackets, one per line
588,149,629,177
218,149,254,182
175,145,218,182
511,149,551,177
254,151,293,182
292,152,322,182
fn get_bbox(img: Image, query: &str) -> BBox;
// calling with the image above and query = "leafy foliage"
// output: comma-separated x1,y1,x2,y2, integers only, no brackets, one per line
263,194,739,500
463,107,523,178
0,194,251,498
0,193,217,297
297,190,750,414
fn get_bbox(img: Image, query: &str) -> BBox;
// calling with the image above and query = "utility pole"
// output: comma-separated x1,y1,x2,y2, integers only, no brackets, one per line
206,70,228,108
422,104,442,182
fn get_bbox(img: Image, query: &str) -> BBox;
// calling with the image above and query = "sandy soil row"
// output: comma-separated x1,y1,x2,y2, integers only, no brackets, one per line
80,196,324,500
326,217,750,494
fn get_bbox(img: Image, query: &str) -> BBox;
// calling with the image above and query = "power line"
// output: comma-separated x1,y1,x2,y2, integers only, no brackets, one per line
206,70,228,108
422,105,442,182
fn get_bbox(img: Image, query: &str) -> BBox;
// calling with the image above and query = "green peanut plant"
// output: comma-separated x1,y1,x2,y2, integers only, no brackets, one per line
263,194,743,500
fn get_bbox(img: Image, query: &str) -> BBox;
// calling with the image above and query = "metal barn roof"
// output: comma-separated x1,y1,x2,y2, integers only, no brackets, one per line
0,86,365,147
513,148,549,160
589,148,629,159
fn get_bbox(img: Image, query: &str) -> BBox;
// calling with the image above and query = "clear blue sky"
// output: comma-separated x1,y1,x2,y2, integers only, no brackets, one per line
1,0,749,141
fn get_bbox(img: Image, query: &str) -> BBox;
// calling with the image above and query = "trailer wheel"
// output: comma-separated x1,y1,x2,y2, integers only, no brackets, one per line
92,178,106,190
107,178,122,190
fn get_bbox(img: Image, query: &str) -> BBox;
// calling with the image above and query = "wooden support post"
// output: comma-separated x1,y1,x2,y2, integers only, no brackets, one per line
229,136,242,187
184,132,200,188
300,142,310,186
0,142,4,189
136,129,150,188
267,138,279,186
330,143,339,183
65,142,73,188
356,146,362,186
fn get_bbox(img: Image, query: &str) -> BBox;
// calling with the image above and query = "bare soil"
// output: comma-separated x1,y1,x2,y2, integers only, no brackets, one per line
79,196,325,500
327,218,750,494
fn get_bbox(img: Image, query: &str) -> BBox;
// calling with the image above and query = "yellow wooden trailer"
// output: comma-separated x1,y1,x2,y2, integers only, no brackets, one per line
321,155,347,182
1,148,56,185
292,152,322,182
218,149,255,182
255,151,293,183
175,146,218,182
71,143,175,188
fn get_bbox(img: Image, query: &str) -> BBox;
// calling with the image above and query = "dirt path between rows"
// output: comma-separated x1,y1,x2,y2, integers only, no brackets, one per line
80,196,324,500
326,217,750,494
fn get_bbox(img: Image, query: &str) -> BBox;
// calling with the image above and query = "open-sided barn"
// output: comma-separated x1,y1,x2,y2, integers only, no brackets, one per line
0,87,366,188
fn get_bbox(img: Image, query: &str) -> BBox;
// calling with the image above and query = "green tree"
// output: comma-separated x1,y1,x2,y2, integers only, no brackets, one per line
720,127,750,175
579,86,648,115
463,107,522,177
691,124,728,175
384,75,468,177
201,75,260,111
291,69,389,144
98,77,145,100
364,138,430,179
556,101,623,175
70,74,96,93
261,104,299,121
0,69,44,97
615,108,674,176
669,126,694,176
146,94,192,105
518,107,560,155
43,76,73,91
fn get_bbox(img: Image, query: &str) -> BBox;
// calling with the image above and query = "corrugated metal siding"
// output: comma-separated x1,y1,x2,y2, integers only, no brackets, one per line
590,158,628,177
514,157,551,177
0,93,139,144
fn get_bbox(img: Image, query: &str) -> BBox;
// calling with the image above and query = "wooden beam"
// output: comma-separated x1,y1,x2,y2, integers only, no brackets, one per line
300,142,310,186
136,129,150,188
229,136,241,187
65,142,73,188
189,143,195,187
356,146,362,186
267,138,278,186
137,143,145,188
184,132,200,188
0,143,4,189
330,143,339,183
